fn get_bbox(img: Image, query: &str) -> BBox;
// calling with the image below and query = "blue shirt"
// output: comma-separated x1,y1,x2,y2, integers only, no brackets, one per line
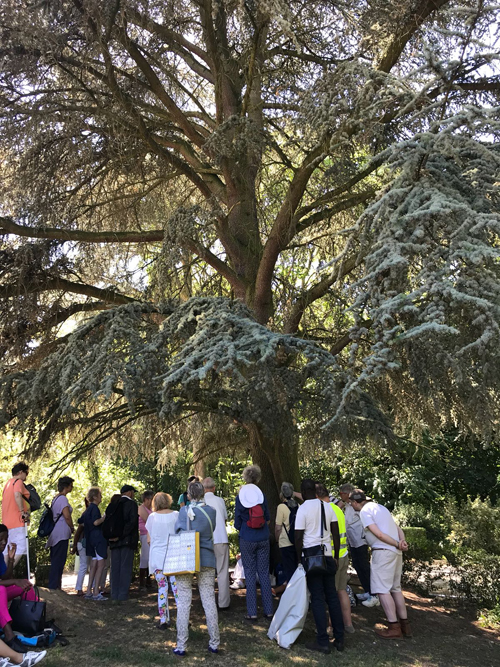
234,494,270,542
0,553,6,577
82,503,108,558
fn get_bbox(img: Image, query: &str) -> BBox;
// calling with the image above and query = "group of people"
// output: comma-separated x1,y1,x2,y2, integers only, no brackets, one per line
0,460,412,660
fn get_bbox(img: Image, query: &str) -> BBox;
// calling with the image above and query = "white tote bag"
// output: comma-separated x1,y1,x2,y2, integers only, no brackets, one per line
162,512,200,576
268,564,310,649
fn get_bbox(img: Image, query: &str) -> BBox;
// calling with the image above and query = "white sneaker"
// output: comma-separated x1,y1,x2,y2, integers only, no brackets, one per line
356,592,370,601
19,651,47,667
362,595,380,607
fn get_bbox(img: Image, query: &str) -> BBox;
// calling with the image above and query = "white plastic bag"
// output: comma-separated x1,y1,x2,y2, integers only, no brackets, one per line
268,564,309,649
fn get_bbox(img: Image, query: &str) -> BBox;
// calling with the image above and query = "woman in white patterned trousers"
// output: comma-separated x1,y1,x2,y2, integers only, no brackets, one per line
173,481,220,656
175,567,220,652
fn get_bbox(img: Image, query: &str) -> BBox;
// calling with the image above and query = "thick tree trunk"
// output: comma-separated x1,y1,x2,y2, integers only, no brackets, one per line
248,423,301,525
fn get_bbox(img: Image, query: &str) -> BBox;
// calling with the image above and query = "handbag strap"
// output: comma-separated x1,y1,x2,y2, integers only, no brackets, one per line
319,500,327,552
195,506,214,537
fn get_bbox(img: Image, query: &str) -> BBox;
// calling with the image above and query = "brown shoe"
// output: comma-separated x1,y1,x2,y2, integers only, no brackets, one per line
375,621,403,639
400,618,413,638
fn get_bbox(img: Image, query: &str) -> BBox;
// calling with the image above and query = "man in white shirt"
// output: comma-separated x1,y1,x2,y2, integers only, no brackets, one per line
295,479,344,655
349,490,411,640
339,483,378,607
203,477,230,609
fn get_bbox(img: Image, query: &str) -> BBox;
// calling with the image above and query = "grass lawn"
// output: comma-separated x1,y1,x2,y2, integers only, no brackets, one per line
39,582,499,667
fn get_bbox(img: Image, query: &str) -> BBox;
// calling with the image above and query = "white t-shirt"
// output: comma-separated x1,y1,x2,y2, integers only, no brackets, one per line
295,499,337,556
344,504,367,548
145,511,179,574
360,502,400,553
204,492,227,544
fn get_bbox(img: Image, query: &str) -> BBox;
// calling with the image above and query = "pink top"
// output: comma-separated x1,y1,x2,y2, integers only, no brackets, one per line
138,505,152,535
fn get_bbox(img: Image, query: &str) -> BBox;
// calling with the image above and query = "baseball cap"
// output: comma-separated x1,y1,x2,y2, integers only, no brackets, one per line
120,484,137,494
349,489,367,502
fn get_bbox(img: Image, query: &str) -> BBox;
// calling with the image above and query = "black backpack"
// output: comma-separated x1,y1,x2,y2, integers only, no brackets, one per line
14,479,41,512
102,500,125,540
282,502,298,545
37,501,62,538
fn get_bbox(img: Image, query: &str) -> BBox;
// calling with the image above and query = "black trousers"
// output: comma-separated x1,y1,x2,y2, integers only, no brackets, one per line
306,556,344,646
48,539,69,590
110,547,135,601
280,545,298,583
350,544,371,594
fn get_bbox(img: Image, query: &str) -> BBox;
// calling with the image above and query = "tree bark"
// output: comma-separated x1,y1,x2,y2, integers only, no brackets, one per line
248,423,301,523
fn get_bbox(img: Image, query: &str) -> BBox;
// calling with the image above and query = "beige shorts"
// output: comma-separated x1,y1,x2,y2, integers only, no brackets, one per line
335,554,349,591
370,549,403,594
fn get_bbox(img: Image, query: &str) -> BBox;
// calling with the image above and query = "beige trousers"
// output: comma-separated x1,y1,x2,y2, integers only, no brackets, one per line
213,543,230,608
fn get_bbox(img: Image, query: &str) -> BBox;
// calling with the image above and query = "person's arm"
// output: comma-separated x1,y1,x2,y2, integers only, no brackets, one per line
397,525,408,550
275,504,283,541
234,497,242,531
3,545,16,579
263,497,270,523
295,529,304,562
174,508,185,534
62,505,74,532
71,524,84,554
13,480,30,522
0,578,32,591
331,521,340,561
293,491,303,501
366,523,408,551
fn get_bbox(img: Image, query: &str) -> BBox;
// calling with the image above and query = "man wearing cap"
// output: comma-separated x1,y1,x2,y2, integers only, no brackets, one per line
109,485,139,602
339,483,378,607
349,490,411,639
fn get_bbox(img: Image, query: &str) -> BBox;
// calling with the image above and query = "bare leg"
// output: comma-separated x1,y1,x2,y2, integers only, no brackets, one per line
392,591,407,620
93,561,106,596
338,590,352,628
0,637,23,664
378,592,397,622
2,621,14,642
87,560,98,596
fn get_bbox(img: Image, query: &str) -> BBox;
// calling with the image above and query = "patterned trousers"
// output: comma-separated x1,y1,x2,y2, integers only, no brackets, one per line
154,570,178,624
240,538,273,617
175,566,220,652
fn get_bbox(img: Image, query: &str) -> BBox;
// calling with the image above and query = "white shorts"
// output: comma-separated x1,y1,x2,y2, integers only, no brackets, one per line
92,550,105,561
2,526,28,557
370,549,403,594
139,534,150,569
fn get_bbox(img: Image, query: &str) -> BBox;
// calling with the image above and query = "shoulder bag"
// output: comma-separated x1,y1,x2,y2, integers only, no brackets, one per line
162,509,200,576
302,501,328,574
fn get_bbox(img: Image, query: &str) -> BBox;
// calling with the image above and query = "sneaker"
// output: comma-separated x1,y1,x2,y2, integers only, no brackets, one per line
332,639,345,652
207,646,219,654
305,641,331,654
84,593,93,599
230,581,245,590
92,593,108,601
156,620,171,629
19,651,47,667
362,594,380,608
172,648,186,657
344,624,355,634
356,592,370,601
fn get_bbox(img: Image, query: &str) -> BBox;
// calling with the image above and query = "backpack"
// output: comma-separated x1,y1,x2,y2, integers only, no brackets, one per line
14,479,41,512
282,502,298,545
37,501,63,538
246,504,265,529
25,484,42,512
102,499,125,540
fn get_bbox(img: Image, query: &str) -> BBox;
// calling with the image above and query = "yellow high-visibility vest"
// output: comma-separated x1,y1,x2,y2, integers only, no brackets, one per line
329,502,348,558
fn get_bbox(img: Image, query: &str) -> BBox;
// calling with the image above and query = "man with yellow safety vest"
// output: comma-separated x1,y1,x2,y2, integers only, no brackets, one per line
315,484,355,634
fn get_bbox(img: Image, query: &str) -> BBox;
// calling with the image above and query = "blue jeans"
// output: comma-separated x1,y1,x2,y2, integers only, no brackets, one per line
305,556,344,646
350,544,371,594
280,545,298,583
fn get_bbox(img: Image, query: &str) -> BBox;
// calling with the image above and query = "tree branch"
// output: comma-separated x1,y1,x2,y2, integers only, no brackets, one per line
377,0,451,73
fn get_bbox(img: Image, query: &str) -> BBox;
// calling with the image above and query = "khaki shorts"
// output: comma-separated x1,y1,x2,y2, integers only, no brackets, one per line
335,554,349,591
370,549,403,594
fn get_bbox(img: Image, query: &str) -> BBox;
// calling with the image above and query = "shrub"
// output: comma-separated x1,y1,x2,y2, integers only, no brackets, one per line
450,550,500,609
393,504,448,544
446,498,500,556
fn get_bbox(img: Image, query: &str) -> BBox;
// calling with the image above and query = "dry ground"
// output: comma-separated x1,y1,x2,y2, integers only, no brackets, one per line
37,580,500,667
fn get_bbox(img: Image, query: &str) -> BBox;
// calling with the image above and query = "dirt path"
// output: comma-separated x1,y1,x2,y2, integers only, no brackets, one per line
39,581,499,667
